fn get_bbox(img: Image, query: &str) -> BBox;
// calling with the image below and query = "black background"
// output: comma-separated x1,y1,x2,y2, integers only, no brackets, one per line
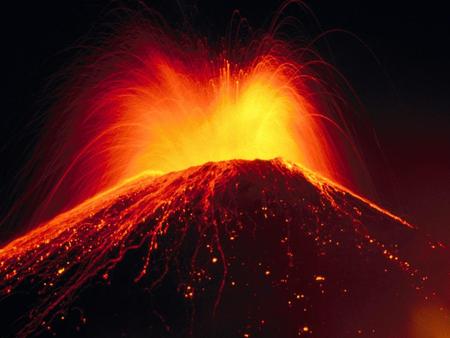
1,1,449,240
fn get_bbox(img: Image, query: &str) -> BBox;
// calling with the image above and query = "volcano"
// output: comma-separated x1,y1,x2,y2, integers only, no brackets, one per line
0,159,448,337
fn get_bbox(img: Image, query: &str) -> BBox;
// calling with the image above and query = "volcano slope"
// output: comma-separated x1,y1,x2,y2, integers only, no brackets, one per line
0,159,448,337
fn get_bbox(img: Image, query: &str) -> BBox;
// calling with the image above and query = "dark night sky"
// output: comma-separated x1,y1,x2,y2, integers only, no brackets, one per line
1,1,449,240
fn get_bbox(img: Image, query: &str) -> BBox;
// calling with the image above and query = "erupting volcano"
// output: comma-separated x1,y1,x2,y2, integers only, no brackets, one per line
0,4,448,338
1,159,448,337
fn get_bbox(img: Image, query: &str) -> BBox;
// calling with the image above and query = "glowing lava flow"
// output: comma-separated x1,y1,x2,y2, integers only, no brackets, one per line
1,10,448,338
0,160,447,337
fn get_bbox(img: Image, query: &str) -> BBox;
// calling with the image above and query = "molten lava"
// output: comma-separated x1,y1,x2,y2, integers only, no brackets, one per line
112,58,336,176
1,8,448,338
14,15,368,226
0,160,447,337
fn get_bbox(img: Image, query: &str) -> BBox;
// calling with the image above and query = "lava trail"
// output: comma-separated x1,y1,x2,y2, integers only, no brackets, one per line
7,7,370,229
1,5,448,338
0,159,447,337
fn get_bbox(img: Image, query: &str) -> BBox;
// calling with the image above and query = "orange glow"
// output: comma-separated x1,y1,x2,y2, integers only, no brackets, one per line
117,59,334,179
410,303,450,338
287,160,414,228
17,23,367,225
1,9,447,337
0,159,433,337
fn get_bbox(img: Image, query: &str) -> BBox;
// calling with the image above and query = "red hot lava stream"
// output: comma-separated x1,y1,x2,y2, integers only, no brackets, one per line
0,7,448,338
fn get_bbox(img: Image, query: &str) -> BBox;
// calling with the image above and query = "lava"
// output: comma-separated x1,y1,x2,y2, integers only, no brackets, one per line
0,160,448,337
1,6,448,338
9,8,369,227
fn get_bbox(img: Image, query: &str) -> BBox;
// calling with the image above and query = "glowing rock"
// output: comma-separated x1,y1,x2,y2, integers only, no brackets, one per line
0,159,447,337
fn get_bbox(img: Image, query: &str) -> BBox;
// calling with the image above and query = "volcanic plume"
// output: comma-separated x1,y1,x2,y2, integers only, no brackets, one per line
1,5,449,338
0,159,448,337
5,6,374,230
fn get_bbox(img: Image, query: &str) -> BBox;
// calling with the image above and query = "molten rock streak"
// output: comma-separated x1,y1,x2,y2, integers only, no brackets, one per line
19,17,366,225
0,160,447,337
1,10,448,337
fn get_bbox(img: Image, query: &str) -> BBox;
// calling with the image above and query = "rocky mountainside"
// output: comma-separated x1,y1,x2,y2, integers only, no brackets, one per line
0,159,447,337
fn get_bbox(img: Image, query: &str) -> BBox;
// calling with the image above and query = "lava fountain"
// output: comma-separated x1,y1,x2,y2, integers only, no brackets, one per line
6,7,368,228
1,5,448,338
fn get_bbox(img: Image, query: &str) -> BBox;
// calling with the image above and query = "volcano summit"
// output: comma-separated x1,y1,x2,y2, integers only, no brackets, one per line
0,159,447,337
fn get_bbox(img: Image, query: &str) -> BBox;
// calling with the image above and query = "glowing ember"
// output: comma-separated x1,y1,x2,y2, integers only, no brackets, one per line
13,13,368,226
0,160,447,337
1,6,448,338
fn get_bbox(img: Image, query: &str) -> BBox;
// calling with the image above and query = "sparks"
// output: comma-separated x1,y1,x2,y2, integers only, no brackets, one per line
1,6,447,338
12,9,368,227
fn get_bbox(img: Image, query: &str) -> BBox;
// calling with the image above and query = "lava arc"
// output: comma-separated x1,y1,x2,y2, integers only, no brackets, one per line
1,6,448,338
0,160,447,337
13,13,367,226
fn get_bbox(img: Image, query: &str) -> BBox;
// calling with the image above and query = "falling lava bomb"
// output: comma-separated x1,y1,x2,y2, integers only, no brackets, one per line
0,159,448,337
